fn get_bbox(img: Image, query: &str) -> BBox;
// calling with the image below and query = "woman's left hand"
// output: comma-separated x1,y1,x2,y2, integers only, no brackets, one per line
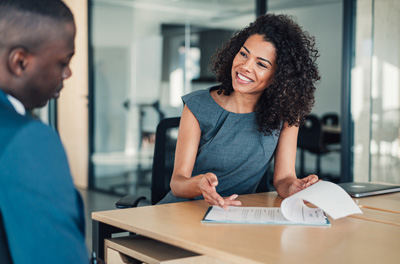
288,174,320,196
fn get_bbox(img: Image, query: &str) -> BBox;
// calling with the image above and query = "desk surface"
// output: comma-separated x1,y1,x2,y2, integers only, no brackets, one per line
93,192,400,264
354,191,400,212
351,191,400,226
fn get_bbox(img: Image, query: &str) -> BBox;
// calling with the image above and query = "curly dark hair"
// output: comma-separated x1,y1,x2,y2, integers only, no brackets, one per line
211,13,320,135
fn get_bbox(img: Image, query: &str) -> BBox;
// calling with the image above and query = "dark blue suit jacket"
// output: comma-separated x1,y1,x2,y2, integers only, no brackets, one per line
0,90,88,263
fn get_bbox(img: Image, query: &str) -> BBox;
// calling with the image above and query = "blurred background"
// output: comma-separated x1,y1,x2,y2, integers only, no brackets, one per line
38,0,399,199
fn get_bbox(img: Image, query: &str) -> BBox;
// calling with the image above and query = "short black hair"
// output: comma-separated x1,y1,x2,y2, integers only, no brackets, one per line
0,0,74,51
211,13,320,135
0,0,73,22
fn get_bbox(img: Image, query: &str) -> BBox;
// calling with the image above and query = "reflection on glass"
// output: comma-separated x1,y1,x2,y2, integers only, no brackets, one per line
90,0,255,195
353,0,400,184
90,0,346,195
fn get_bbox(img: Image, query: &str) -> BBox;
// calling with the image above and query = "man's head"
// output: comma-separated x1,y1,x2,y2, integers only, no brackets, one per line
0,0,75,110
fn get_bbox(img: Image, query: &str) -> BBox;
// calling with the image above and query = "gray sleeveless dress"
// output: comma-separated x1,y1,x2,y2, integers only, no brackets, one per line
157,86,281,204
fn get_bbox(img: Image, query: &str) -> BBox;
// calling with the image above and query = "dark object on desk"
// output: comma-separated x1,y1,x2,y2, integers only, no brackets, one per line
338,182,400,198
297,114,331,178
116,117,181,208
0,212,13,264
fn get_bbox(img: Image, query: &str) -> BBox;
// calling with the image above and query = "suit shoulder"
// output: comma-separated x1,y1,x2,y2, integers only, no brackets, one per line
0,111,59,157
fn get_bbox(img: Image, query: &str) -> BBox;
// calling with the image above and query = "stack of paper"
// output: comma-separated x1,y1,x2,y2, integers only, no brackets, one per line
202,181,362,226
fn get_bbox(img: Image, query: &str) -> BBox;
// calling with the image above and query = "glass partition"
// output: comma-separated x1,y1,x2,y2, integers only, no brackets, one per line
89,0,346,195
352,0,400,184
90,0,255,195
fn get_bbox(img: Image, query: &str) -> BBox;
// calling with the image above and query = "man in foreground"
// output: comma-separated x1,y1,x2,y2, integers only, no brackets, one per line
0,0,88,262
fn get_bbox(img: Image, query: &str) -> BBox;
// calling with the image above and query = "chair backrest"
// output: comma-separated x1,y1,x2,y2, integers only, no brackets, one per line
297,114,323,154
255,167,271,193
321,113,339,126
0,211,13,264
321,112,341,145
151,117,181,205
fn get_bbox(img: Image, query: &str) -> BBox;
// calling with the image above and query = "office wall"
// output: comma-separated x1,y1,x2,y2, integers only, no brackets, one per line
58,0,89,188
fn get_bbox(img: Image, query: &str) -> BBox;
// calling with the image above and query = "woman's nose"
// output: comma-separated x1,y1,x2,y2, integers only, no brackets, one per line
241,59,253,72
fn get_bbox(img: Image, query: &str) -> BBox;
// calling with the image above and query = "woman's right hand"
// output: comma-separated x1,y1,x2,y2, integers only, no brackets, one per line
198,173,241,210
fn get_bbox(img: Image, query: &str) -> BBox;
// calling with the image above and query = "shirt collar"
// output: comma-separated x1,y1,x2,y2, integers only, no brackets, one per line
6,94,26,116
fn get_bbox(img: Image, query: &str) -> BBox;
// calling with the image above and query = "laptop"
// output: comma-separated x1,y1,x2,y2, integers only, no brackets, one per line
338,182,400,198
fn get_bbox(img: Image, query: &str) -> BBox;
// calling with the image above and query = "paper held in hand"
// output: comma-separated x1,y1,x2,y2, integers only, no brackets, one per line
202,181,363,226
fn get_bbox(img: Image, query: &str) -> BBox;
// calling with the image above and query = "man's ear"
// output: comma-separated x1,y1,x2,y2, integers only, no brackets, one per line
8,47,29,77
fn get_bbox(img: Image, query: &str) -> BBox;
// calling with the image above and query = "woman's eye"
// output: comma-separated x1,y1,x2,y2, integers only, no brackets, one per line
257,62,267,68
240,51,247,57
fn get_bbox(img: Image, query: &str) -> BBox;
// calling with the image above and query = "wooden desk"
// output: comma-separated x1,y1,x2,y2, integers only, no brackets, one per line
354,191,400,212
351,192,400,226
92,192,400,264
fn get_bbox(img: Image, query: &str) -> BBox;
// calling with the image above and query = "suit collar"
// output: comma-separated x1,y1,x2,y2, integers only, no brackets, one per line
0,89,24,115
6,94,25,115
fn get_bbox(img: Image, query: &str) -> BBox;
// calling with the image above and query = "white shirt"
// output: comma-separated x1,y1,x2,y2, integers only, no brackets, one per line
6,94,26,116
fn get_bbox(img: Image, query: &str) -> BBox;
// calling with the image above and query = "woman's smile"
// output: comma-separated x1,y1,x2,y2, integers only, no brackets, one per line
236,72,254,84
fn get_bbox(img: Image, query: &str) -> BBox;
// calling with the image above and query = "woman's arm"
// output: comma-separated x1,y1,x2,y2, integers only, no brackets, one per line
170,105,241,209
273,122,319,198
170,104,203,198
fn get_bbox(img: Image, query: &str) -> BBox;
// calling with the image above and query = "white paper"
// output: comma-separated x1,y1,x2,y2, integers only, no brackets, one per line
204,206,286,223
281,181,362,221
203,181,362,225
203,206,328,225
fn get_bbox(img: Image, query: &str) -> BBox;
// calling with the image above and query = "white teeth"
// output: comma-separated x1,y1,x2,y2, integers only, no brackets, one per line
238,73,252,82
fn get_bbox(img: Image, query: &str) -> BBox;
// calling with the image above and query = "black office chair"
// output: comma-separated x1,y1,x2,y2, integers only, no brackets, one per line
321,113,339,126
321,112,341,145
0,211,13,264
297,114,331,178
150,117,181,204
116,117,181,207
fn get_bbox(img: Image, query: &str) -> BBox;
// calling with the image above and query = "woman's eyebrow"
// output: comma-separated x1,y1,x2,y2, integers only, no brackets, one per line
242,45,272,66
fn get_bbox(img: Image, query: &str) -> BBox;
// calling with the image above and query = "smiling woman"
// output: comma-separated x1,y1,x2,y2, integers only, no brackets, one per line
158,13,321,208
228,34,276,112
212,14,320,135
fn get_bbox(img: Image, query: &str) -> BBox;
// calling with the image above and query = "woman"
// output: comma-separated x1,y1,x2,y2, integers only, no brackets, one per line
158,14,321,209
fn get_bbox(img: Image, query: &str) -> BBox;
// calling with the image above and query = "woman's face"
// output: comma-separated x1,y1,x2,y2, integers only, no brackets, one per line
231,34,276,97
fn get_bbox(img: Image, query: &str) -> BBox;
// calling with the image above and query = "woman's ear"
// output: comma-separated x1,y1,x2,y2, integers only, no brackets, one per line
8,47,29,77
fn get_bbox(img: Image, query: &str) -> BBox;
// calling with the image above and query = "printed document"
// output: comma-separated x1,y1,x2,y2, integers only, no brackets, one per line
202,181,362,226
